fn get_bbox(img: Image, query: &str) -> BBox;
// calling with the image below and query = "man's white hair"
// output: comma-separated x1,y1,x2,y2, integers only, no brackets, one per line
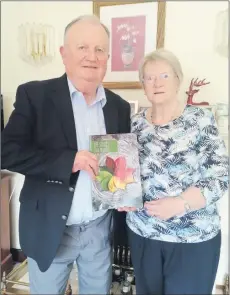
64,14,110,43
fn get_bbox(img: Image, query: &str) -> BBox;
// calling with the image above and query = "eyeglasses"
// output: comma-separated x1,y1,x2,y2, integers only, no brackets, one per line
142,73,172,84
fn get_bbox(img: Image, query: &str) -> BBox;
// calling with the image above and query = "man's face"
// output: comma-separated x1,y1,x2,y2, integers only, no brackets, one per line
60,20,110,85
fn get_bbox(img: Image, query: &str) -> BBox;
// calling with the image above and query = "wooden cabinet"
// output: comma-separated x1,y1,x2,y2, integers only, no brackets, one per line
1,172,13,276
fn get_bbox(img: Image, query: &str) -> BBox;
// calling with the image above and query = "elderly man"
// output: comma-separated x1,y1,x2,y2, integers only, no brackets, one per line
1,15,130,294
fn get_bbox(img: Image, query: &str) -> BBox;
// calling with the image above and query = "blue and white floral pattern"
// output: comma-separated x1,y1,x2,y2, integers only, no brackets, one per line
127,105,229,243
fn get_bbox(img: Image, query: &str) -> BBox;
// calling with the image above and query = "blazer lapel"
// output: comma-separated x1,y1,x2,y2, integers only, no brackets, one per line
50,74,77,150
103,90,118,134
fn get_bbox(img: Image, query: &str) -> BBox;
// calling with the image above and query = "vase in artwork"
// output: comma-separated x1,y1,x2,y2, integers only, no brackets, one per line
121,45,134,68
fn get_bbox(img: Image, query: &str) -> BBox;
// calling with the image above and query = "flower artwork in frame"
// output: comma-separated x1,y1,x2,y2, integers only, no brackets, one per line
111,16,145,72
93,1,166,89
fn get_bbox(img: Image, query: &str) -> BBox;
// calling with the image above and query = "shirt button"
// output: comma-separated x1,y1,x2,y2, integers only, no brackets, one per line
68,187,74,193
62,215,67,220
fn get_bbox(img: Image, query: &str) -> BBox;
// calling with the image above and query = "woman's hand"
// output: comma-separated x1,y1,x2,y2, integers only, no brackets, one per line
144,197,185,220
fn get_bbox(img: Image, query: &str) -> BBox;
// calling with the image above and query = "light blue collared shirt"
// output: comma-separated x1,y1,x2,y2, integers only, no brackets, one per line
66,78,107,225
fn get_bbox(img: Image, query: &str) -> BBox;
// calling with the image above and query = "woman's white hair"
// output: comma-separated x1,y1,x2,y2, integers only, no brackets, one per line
139,48,183,85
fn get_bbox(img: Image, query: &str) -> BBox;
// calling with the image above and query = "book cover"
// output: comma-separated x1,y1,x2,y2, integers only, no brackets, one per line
90,133,143,211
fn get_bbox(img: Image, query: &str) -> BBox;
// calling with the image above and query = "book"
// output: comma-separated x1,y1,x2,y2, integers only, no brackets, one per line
90,133,143,211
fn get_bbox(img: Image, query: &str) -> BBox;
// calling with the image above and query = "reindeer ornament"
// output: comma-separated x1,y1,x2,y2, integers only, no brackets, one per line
186,78,210,105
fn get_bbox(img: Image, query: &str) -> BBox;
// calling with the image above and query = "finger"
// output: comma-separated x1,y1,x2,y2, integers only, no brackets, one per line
155,215,165,220
150,212,166,220
129,207,137,211
123,206,130,211
72,162,81,173
117,207,126,211
72,164,77,173
146,211,158,217
144,202,158,210
146,210,155,217
86,166,96,180
144,200,159,206
88,160,99,176
89,164,97,176
117,206,129,211
124,206,136,211
117,207,136,212
146,207,159,215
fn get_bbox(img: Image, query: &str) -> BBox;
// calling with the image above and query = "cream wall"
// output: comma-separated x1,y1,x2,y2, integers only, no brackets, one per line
1,1,228,120
1,1,228,287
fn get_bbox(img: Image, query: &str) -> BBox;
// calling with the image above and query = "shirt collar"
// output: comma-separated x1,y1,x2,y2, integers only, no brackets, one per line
67,77,107,107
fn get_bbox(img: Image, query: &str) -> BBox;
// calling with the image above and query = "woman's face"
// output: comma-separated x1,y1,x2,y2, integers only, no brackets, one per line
142,60,180,105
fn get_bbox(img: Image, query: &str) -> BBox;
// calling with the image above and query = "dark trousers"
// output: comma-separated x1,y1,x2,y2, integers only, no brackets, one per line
128,228,221,295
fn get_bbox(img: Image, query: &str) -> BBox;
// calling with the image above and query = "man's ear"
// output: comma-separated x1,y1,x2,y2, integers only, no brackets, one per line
59,46,67,65
59,46,64,58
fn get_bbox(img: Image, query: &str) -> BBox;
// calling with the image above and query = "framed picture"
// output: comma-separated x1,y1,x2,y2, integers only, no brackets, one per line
139,106,148,112
198,104,216,114
93,1,166,89
129,100,139,117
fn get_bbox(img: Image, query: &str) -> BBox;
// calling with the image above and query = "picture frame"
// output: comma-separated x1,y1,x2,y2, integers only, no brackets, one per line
198,104,216,115
129,100,139,117
139,106,149,112
93,1,166,89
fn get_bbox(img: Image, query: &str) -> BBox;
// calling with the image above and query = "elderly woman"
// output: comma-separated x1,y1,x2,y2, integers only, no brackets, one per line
120,49,229,294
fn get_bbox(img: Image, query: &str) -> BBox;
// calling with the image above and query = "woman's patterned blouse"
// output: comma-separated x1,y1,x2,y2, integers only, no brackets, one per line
127,105,229,243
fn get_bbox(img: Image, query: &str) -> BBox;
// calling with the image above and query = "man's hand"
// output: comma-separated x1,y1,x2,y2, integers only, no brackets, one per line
144,197,185,220
72,150,99,179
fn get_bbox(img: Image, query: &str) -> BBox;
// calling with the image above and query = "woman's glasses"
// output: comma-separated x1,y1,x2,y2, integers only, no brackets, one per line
142,72,173,84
